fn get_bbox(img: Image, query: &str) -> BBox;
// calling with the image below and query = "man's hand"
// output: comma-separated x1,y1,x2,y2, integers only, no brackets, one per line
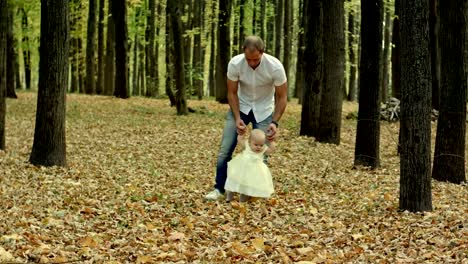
266,123,278,141
236,119,247,135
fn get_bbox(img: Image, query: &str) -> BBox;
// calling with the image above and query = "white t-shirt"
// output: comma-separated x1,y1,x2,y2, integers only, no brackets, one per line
227,53,287,123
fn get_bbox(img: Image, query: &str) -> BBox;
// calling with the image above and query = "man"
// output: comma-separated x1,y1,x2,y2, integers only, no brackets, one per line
205,36,288,200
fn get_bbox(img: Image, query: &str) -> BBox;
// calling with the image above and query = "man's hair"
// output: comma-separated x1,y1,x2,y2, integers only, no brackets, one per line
243,36,265,53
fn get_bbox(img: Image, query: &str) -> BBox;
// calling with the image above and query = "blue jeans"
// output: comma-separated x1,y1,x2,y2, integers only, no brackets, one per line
215,110,272,193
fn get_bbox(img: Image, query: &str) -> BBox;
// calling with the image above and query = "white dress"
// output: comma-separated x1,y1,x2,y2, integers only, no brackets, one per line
224,142,274,198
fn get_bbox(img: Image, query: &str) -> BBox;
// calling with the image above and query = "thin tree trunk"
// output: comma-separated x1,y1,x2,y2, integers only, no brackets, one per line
85,0,97,94
96,0,105,94
381,7,392,103
0,0,7,150
283,0,292,89
165,11,176,107
193,0,203,100
354,0,383,168
275,0,284,61
209,0,216,97
132,8,140,96
215,0,231,103
429,0,440,110
6,4,16,98
391,0,401,99
300,0,323,137
238,0,246,53
260,0,266,41
295,0,305,101
112,0,129,98
347,2,357,101
30,0,69,167
19,8,31,90
399,0,432,212
432,0,467,184
104,0,115,95
145,0,156,97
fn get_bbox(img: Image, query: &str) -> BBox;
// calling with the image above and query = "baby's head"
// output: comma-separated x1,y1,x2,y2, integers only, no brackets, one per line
249,129,266,153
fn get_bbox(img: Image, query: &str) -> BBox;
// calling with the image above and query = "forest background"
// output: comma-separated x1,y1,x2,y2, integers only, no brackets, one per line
0,0,466,263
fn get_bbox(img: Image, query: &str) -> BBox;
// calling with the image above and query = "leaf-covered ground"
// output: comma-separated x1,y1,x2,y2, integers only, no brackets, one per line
1,92,466,263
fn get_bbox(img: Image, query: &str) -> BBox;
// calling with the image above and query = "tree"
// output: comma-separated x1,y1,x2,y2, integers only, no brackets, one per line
168,0,187,115
112,0,129,98
432,0,467,184
429,0,440,110
96,0,105,94
19,8,31,90
274,0,283,60
399,0,432,212
85,0,97,94
6,3,17,98
391,0,401,99
347,1,357,102
354,0,383,168
283,0,292,89
215,0,231,103
145,0,157,97
30,0,69,167
316,0,345,144
299,0,323,137
381,6,392,103
0,0,6,150
104,0,115,95
295,0,305,101
192,0,203,99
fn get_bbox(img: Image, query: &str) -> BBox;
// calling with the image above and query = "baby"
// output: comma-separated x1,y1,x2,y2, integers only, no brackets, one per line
224,129,275,202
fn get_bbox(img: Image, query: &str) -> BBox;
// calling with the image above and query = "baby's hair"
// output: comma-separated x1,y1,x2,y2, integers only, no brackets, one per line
250,129,266,143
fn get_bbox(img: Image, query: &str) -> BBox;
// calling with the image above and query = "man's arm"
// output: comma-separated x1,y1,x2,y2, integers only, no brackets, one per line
227,79,247,135
267,82,288,141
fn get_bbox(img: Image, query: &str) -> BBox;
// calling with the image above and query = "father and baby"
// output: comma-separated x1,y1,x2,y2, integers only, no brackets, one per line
204,35,288,202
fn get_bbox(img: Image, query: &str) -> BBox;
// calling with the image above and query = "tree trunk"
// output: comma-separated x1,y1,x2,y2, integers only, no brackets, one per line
0,0,7,150
168,0,188,115
432,0,467,184
274,0,283,61
266,0,274,52
295,0,305,101
429,0,440,110
96,0,105,95
132,7,140,96
381,7,392,103
6,4,16,99
260,0,266,41
165,9,176,107
145,0,157,97
215,0,231,103
209,0,216,97
391,0,401,99
238,0,246,53
317,0,344,144
30,0,69,167
347,2,357,101
193,0,203,99
112,0,129,98
104,0,115,95
85,0,97,94
14,46,21,90
138,38,145,96
19,8,31,90
354,0,383,168
300,0,323,137
283,0,292,89
399,0,432,212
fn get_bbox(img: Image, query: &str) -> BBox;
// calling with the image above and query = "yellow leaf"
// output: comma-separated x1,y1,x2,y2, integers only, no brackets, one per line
136,255,153,264
251,238,265,251
168,232,185,241
79,236,98,248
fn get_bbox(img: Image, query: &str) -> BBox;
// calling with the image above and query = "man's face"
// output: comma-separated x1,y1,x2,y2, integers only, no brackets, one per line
244,48,263,69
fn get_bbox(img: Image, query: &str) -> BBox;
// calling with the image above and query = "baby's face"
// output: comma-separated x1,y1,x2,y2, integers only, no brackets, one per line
250,136,265,153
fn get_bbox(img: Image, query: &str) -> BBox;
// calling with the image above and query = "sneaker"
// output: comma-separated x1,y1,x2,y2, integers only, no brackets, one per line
239,194,250,202
225,191,234,202
204,189,223,200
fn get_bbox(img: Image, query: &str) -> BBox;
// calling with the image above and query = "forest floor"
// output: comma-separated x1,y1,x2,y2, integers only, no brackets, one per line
0,92,466,263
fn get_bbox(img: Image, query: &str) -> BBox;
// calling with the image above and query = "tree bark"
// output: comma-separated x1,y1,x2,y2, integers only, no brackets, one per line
96,0,105,94
215,0,231,103
168,0,188,115
274,0,283,61
19,8,31,90
112,0,129,98
347,2,357,101
317,0,344,144
283,0,292,89
104,0,115,95
391,0,401,99
30,0,69,167
85,0,97,94
295,0,305,101
432,0,467,184
399,0,432,212
381,7,392,103
193,0,203,99
429,0,440,110
145,0,157,97
354,0,383,168
0,0,7,150
238,0,246,53
6,4,16,98
300,0,323,137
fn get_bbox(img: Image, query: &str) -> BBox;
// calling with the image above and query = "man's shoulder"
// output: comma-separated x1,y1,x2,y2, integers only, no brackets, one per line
229,53,245,65
262,53,284,68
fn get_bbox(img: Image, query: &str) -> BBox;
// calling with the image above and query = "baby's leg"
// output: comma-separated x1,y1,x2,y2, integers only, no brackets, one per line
239,194,250,202
226,191,234,202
